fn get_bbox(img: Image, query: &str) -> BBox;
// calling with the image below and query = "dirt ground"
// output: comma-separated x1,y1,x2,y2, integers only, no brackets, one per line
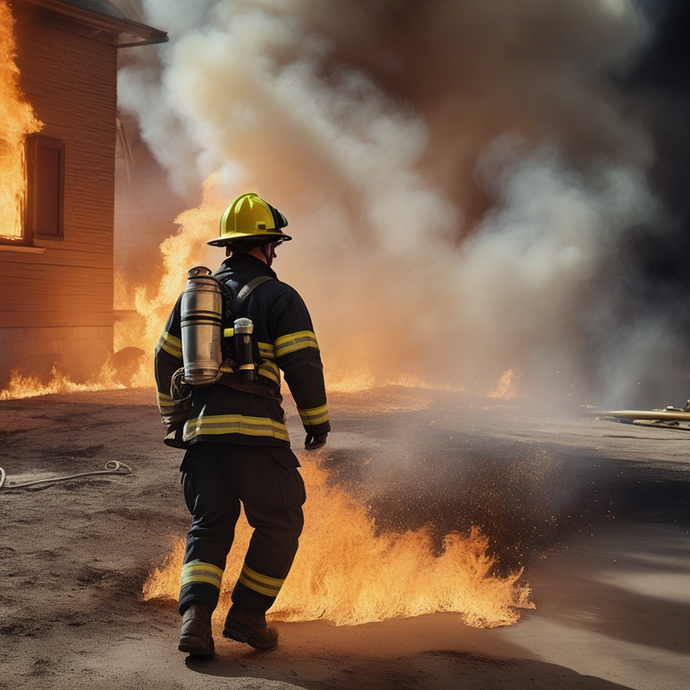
1,386,689,690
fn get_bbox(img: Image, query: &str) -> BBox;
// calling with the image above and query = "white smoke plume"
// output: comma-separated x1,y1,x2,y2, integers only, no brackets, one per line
118,0,684,407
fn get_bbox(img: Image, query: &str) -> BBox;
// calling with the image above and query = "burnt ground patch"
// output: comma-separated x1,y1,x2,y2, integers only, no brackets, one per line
323,403,690,574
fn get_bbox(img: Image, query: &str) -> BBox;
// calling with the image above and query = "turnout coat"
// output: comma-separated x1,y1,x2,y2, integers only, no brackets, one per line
155,254,330,447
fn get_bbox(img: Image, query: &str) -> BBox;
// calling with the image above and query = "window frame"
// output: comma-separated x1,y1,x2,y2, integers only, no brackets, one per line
25,134,66,242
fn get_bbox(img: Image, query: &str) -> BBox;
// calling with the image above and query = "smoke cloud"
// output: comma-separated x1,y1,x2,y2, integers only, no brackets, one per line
118,0,687,407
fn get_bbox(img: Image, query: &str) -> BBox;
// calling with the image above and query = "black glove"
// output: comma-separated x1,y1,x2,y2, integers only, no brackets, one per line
164,423,189,450
304,433,328,450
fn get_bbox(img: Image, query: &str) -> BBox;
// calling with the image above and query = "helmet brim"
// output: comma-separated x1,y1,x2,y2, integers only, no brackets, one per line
206,231,293,247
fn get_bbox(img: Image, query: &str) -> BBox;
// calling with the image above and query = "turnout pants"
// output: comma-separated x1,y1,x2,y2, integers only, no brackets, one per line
178,442,305,615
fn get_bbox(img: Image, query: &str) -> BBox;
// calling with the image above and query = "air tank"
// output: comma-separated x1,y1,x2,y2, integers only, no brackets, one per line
180,266,223,386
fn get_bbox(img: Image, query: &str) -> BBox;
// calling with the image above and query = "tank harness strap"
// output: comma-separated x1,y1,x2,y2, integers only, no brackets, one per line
215,273,279,400
227,275,274,315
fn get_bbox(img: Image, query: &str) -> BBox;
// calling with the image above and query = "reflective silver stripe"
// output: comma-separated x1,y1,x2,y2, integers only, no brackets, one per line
180,560,224,589
184,414,290,442
274,331,319,358
157,331,182,359
258,360,280,384
157,391,177,415
238,564,285,598
298,404,329,426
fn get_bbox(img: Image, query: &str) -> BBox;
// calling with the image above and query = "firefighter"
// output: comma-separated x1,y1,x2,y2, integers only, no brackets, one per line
155,192,330,656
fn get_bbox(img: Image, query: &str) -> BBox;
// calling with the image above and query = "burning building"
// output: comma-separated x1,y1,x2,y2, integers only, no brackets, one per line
0,0,166,389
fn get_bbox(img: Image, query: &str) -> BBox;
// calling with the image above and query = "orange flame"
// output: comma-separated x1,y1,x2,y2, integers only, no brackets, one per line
327,369,466,394
111,176,228,389
0,362,124,401
143,457,533,628
0,0,42,241
0,177,232,399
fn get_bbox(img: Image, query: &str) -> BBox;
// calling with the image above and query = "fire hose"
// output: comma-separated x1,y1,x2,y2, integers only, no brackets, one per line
0,461,132,491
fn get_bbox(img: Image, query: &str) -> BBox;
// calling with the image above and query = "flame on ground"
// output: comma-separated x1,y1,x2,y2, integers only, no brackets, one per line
327,369,466,394
143,457,533,628
0,0,42,241
0,362,124,401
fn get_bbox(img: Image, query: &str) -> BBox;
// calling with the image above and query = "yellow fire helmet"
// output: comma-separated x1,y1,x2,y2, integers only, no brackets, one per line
207,192,292,247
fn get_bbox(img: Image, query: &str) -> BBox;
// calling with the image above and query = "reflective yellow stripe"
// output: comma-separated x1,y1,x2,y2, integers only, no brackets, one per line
258,341,275,359
158,331,182,359
298,404,329,426
184,414,290,442
180,560,224,590
274,330,319,358
258,360,280,384
221,337,274,361
238,564,285,598
156,391,177,415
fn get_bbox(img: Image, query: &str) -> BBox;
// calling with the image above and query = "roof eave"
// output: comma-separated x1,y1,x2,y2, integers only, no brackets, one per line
20,0,168,47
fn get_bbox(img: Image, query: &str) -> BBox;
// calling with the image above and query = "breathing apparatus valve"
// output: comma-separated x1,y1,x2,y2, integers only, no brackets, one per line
234,318,257,382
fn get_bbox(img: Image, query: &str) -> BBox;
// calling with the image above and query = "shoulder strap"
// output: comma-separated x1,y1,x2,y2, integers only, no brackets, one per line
228,275,274,314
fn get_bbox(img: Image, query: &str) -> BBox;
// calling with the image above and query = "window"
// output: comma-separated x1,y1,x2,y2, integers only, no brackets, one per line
26,135,65,240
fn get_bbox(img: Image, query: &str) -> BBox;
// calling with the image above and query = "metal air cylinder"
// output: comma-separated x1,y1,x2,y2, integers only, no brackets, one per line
180,266,223,386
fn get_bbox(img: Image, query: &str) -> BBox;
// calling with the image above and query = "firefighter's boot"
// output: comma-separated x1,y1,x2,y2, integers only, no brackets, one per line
178,603,215,656
222,604,279,650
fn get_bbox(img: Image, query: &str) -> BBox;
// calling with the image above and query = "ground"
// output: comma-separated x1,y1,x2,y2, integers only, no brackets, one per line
0,386,688,690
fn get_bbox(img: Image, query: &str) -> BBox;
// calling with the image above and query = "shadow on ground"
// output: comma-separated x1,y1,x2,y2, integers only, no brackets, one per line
186,646,636,690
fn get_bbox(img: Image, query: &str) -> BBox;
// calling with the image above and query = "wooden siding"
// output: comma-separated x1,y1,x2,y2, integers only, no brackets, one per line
0,2,117,330
0,324,113,386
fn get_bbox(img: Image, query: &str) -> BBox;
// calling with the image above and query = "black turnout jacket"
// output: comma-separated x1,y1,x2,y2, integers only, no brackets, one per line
155,255,330,447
